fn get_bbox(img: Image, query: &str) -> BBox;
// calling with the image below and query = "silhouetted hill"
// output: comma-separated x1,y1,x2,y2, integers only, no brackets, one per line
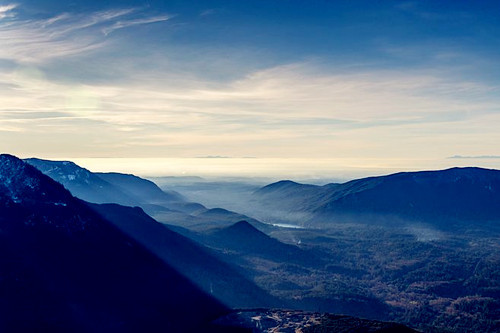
254,167,500,229
0,154,227,332
90,203,280,309
192,207,265,229
202,221,320,266
259,180,318,193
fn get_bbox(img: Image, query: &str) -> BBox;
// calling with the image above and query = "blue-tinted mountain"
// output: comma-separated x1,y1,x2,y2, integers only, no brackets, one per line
95,172,184,204
255,180,324,215
0,154,227,332
198,220,321,267
191,207,266,230
90,203,280,309
25,158,187,208
26,158,263,230
254,167,500,229
24,158,138,206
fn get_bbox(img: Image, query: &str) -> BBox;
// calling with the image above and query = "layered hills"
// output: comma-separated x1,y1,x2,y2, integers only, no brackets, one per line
25,158,260,230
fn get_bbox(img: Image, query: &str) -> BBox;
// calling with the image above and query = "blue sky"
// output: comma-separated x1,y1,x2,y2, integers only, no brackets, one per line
1,0,500,177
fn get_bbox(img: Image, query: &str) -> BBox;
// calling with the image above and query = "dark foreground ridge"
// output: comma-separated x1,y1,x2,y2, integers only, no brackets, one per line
212,309,418,332
0,154,228,332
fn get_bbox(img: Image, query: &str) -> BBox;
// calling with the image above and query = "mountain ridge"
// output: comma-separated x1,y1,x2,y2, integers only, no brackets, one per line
254,166,500,229
26,157,265,231
0,154,228,332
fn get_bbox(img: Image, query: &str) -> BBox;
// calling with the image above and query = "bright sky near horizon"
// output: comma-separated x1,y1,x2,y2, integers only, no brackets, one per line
1,0,500,178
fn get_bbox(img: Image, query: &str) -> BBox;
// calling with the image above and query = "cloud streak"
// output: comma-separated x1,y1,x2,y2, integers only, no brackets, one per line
102,15,172,35
448,155,500,159
0,6,170,63
0,4,17,19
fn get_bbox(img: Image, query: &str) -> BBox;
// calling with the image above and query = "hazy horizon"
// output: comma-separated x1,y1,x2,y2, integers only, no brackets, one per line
13,155,500,182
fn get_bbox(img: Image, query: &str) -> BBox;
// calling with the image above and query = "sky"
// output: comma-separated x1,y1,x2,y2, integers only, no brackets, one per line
1,0,500,178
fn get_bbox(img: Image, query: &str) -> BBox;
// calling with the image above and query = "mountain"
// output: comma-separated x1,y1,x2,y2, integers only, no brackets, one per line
95,172,184,203
0,154,227,332
24,158,138,206
198,220,321,267
24,158,188,209
254,167,500,229
90,203,279,309
26,158,264,230
191,207,266,230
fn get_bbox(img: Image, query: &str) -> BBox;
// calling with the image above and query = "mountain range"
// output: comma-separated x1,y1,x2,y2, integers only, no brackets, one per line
254,167,500,230
25,158,262,230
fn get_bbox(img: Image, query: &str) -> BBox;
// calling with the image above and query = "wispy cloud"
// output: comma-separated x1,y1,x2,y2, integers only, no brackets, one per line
0,4,17,19
395,1,462,21
102,15,172,35
200,9,216,17
0,6,170,63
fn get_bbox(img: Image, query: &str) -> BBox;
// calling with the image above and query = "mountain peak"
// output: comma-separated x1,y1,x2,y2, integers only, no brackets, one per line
214,220,270,241
266,180,300,187
0,154,29,173
25,157,79,168
214,220,268,240
0,155,96,233
25,158,97,183
258,180,314,194
228,220,255,231
0,154,70,204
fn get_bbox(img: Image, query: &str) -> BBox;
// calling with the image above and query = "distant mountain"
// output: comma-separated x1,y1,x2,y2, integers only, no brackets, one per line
26,158,264,230
0,154,227,332
254,167,500,229
255,180,324,213
90,203,279,309
96,172,185,203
